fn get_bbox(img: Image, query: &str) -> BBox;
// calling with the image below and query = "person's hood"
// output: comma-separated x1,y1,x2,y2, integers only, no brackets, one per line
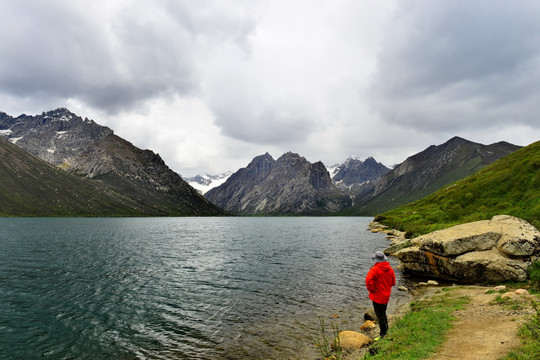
374,261,392,272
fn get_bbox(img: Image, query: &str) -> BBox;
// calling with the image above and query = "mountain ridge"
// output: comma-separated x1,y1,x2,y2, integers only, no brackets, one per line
0,108,227,216
0,135,168,216
339,136,522,216
205,152,352,215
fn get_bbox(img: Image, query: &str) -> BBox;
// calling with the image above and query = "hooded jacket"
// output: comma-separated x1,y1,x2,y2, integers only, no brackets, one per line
365,261,396,304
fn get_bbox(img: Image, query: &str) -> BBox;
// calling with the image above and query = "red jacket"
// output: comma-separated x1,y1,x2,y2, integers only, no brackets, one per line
365,261,396,304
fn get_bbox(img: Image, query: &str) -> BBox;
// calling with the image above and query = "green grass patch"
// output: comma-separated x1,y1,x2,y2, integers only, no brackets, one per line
500,300,540,360
361,288,469,360
490,294,526,311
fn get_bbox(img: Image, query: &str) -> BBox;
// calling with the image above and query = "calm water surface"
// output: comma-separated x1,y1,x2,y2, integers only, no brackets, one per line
0,217,408,359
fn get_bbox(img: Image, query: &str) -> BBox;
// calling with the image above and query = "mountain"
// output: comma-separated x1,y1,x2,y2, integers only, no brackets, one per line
204,152,352,215
0,136,168,216
339,136,522,216
184,172,232,195
329,156,390,195
0,108,227,216
377,140,540,237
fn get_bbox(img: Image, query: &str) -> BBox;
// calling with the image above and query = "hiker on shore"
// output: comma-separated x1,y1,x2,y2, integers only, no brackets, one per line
365,251,396,339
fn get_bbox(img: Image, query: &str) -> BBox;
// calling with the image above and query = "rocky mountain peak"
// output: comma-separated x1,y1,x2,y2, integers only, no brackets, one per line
332,155,390,188
205,152,351,215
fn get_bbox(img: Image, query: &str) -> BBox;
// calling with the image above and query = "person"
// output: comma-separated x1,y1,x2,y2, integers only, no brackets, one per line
365,250,396,340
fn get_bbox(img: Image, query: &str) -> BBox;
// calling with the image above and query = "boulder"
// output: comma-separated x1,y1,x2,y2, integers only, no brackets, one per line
364,310,376,321
332,331,372,349
360,320,376,331
410,222,501,256
394,216,540,283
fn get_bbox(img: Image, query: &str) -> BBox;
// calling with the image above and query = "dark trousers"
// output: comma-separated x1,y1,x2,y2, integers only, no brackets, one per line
373,301,389,337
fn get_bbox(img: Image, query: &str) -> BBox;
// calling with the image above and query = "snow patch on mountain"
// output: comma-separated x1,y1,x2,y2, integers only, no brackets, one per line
184,172,232,194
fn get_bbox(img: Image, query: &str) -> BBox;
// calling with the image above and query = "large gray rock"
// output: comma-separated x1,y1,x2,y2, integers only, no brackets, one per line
394,216,540,283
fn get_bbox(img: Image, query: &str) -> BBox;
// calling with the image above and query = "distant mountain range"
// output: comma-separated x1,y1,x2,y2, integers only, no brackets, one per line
184,172,232,195
328,156,390,195
0,108,525,217
0,108,226,216
205,137,521,216
205,152,352,215
186,156,389,196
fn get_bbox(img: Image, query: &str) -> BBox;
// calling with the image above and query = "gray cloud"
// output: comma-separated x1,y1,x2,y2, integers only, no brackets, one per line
0,0,255,114
2,0,539,177
369,0,540,132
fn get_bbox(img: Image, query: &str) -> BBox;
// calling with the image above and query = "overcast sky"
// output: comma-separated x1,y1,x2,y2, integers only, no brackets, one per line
2,0,540,176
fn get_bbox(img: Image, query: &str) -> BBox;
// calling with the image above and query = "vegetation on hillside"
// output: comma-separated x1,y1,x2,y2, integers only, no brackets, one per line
375,140,540,237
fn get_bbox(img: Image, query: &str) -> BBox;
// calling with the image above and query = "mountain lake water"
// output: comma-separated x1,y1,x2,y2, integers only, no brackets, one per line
0,217,412,359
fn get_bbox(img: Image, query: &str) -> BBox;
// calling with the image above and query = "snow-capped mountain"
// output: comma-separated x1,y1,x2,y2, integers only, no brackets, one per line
330,156,389,184
184,172,232,194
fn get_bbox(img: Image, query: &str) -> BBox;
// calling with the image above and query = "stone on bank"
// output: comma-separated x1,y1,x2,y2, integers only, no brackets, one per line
391,215,540,283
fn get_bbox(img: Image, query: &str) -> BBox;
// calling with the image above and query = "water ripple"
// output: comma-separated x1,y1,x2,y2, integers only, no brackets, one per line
0,217,405,359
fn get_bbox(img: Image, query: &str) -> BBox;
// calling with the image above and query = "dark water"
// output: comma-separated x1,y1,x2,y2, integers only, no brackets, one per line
0,217,408,359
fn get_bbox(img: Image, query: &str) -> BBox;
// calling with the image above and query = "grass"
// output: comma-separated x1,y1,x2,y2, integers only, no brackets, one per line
499,299,540,360
312,317,342,360
348,284,540,360
490,280,540,360
359,288,469,360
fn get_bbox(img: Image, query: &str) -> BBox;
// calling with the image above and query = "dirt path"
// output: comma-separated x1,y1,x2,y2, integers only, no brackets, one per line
428,286,531,360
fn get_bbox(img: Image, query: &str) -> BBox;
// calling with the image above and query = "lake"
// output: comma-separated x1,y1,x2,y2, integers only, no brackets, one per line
0,217,409,359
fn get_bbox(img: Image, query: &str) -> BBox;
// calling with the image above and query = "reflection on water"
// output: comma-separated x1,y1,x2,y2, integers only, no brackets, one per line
0,217,408,359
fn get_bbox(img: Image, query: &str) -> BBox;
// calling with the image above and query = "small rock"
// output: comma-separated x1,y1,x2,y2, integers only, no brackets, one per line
360,320,376,331
364,310,376,321
501,292,516,299
494,285,507,291
333,330,373,349
515,289,529,295
398,286,409,291
418,282,428,286
427,280,439,286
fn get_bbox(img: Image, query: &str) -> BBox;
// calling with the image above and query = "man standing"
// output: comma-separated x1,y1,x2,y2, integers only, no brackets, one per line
365,251,396,340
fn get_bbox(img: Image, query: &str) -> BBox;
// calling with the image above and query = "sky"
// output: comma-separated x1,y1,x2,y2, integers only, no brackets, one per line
1,0,540,177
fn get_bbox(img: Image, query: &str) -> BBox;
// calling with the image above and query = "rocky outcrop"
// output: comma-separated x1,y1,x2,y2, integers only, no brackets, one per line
394,215,540,283
205,152,352,215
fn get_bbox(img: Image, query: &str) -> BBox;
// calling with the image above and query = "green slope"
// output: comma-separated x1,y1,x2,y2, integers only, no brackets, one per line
376,140,540,237
339,138,520,216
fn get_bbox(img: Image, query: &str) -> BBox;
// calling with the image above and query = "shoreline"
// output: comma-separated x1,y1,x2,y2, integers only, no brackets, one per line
339,282,538,360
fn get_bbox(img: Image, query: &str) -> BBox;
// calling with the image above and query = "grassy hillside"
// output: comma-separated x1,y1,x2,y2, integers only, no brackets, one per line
338,137,520,216
376,140,540,237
